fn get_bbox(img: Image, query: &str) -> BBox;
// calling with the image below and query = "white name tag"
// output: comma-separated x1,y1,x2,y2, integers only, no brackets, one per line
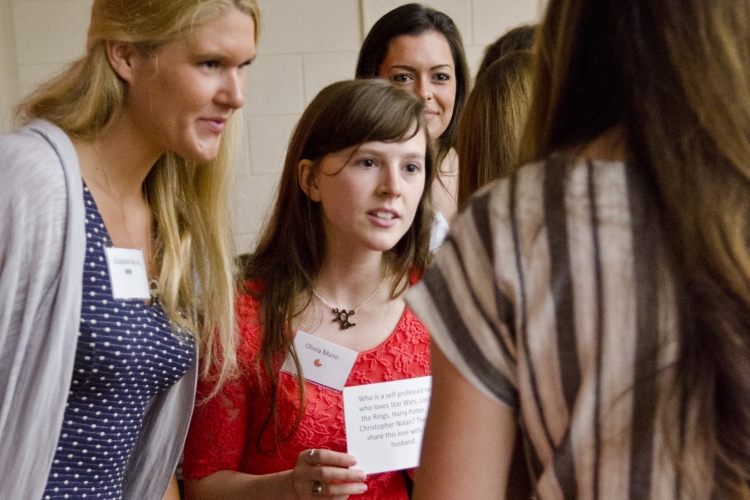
343,376,432,474
104,247,151,300
281,330,359,392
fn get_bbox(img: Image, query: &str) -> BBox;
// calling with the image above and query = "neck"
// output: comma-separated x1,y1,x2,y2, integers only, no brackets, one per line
75,113,164,200
313,249,388,307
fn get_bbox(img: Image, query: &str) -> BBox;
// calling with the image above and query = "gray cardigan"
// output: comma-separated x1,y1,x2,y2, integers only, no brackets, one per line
0,120,197,499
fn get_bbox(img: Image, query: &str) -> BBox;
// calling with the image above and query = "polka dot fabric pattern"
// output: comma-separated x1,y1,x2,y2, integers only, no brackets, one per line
43,185,194,500
183,283,431,499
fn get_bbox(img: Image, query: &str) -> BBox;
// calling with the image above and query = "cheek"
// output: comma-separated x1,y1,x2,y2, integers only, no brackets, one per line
439,86,456,112
320,184,358,220
404,181,426,216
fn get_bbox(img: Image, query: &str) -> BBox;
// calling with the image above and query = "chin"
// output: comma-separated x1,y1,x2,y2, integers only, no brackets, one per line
427,124,447,142
180,143,221,163
366,236,405,253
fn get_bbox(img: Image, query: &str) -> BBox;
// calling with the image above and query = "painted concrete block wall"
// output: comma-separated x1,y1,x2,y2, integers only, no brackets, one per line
0,0,543,254
0,0,20,134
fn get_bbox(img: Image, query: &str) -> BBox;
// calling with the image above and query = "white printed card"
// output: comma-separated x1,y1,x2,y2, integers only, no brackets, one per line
343,376,432,474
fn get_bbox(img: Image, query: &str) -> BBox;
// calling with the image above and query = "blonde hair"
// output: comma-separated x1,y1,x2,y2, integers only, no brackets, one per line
456,50,532,206
16,0,261,387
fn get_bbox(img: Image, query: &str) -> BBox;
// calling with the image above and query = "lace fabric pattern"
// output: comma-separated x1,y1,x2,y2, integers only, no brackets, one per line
183,282,431,499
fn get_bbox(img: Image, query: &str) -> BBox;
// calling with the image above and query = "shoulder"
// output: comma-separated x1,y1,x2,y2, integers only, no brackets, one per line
454,153,629,244
0,120,78,211
0,120,76,178
398,307,431,348
235,280,264,361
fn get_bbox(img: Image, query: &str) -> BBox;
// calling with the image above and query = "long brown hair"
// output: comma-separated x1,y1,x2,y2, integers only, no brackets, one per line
355,3,469,168
243,79,434,451
523,0,750,497
456,51,532,206
16,0,260,389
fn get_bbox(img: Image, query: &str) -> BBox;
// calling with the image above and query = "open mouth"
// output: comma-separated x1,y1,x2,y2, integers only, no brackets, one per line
374,211,395,220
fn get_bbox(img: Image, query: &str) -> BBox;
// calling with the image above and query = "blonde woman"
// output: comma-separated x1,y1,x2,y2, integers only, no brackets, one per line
0,0,258,498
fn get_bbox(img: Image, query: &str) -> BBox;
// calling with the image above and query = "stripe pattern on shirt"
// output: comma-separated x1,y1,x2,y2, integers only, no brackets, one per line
408,155,692,499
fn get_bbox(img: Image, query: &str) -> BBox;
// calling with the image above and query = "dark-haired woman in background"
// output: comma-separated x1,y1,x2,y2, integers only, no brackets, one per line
183,79,433,500
356,3,469,251
408,0,750,498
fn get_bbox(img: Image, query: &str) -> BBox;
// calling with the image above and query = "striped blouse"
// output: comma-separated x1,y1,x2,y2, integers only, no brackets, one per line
407,155,711,499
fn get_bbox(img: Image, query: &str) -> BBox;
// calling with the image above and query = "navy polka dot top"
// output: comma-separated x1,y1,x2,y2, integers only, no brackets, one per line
43,184,194,500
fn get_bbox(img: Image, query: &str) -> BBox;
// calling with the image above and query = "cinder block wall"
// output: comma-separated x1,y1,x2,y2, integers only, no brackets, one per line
0,0,542,253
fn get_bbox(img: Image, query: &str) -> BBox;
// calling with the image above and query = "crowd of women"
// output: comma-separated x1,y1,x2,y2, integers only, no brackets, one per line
1,0,749,499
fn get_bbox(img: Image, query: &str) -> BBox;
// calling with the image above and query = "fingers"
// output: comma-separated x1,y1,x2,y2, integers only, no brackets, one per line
316,463,366,483
303,448,358,468
312,478,368,497
293,449,368,498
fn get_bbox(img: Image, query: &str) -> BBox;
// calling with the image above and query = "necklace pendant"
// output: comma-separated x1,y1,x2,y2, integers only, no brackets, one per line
332,308,356,329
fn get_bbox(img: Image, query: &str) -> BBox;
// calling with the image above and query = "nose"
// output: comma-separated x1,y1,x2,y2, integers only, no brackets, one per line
415,76,433,103
379,164,402,196
218,69,245,109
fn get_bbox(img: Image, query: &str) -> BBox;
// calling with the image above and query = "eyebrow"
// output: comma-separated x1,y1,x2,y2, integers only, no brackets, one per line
194,53,257,65
388,64,453,72
401,153,427,161
357,148,426,160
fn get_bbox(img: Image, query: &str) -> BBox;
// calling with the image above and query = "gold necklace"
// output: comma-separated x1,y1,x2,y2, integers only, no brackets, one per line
93,142,158,299
311,264,388,330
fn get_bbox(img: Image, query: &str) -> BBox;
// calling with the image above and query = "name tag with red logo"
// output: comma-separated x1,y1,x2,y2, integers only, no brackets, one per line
281,330,359,392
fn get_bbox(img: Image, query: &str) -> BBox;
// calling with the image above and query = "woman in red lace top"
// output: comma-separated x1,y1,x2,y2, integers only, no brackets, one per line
183,79,435,500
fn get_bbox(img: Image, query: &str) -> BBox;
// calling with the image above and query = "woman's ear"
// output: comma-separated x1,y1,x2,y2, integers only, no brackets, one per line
105,40,138,83
298,159,321,202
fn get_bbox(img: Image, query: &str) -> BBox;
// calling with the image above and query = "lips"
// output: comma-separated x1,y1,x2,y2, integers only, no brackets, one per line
201,117,228,134
367,208,400,228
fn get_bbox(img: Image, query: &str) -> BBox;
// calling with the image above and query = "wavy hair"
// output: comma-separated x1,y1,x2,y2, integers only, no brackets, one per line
16,0,261,388
243,79,434,451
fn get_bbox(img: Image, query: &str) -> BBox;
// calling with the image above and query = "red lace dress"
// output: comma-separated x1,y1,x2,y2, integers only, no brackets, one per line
182,283,431,499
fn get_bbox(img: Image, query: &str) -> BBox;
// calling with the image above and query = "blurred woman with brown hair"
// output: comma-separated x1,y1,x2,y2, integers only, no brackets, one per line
408,0,750,497
456,50,533,206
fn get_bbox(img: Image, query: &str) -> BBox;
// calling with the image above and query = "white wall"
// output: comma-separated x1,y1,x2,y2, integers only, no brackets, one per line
0,0,544,253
